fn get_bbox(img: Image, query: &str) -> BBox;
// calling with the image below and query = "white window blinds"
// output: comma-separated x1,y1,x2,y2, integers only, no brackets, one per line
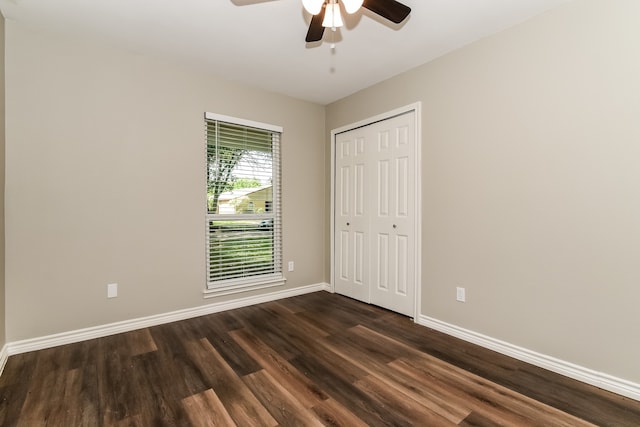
205,113,283,296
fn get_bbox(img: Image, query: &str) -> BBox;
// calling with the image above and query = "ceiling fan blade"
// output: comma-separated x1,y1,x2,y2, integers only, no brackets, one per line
305,6,326,42
362,0,411,24
230,0,279,5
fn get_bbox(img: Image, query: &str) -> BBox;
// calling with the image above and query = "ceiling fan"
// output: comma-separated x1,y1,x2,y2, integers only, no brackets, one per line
304,0,411,43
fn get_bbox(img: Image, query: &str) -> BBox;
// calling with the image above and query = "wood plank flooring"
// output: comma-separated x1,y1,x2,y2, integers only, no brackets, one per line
1,291,639,426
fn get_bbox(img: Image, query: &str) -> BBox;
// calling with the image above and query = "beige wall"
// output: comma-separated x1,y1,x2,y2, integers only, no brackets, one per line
0,14,6,349
326,0,640,384
4,21,326,341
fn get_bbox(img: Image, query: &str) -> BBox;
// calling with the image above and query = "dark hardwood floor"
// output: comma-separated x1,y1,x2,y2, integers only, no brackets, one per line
1,291,639,426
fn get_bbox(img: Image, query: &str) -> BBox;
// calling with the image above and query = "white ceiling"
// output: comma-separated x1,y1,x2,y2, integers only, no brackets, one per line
0,0,571,105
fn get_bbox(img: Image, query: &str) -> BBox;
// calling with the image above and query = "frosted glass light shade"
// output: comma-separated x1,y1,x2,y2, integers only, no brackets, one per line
302,0,324,15
322,3,344,27
342,0,364,14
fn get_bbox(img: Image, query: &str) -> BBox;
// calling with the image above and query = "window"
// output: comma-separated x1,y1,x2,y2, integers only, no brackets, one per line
205,113,284,297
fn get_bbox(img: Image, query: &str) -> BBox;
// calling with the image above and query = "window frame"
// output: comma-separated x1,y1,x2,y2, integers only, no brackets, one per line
204,112,285,298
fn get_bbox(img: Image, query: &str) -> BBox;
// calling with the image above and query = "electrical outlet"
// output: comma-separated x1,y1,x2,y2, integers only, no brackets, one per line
456,286,466,302
107,283,118,298
288,261,294,272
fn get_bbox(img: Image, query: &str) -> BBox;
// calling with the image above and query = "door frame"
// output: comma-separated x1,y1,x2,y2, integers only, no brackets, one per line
330,102,422,321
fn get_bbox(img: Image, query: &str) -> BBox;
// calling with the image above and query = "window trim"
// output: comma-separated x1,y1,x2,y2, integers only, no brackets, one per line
203,112,285,298
205,112,283,134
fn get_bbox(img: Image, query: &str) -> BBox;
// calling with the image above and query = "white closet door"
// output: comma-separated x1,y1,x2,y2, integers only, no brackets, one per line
369,112,416,316
334,130,370,303
334,111,416,316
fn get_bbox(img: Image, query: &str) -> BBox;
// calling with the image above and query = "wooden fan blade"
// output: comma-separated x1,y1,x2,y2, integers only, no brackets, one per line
305,6,326,42
230,0,278,5
362,0,411,24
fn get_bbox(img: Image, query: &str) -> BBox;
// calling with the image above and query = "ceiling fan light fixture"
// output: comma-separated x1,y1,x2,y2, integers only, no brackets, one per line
302,0,324,15
304,0,411,43
341,0,364,14
322,2,344,28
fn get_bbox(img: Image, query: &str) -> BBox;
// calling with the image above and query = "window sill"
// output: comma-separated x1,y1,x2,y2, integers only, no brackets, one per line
203,275,286,298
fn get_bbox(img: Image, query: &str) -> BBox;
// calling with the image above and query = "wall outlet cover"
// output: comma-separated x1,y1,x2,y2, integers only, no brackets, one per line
107,283,118,298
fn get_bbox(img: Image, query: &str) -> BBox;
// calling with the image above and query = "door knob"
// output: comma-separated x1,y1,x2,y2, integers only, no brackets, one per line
393,224,397,228
347,222,350,226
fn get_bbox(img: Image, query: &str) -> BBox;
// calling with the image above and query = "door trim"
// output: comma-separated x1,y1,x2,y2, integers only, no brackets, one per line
330,102,422,321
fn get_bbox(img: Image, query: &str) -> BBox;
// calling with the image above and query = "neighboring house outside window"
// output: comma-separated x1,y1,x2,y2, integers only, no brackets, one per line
216,185,273,215
204,113,284,297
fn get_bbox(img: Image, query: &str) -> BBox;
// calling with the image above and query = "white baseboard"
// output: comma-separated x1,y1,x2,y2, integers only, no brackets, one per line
0,344,8,377
6,282,331,357
417,314,640,402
